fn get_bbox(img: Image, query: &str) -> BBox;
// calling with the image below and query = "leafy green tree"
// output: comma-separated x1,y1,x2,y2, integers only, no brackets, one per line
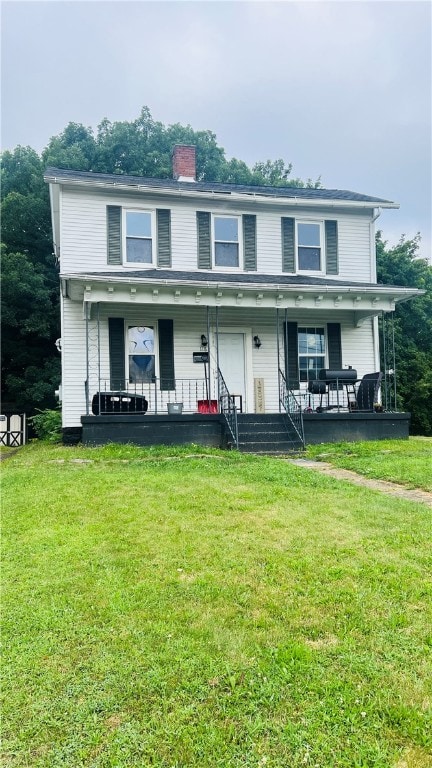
1,145,60,412
42,105,321,187
1,146,45,199
42,122,97,171
1,247,60,411
1,192,53,270
250,159,321,188
377,232,432,435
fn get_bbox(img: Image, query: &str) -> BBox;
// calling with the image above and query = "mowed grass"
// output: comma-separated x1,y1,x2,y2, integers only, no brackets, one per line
2,442,432,768
305,437,432,492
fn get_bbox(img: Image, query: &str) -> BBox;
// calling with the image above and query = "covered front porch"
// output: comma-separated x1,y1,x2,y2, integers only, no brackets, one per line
59,270,417,449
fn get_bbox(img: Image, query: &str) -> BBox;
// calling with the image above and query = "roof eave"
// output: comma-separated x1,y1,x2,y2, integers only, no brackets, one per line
44,173,398,209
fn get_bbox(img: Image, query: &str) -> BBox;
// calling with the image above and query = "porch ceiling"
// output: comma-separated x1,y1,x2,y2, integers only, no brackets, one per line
62,271,421,316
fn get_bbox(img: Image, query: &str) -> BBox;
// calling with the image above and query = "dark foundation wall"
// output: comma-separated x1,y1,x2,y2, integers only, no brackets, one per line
81,413,228,448
303,412,410,444
62,427,83,445
74,412,410,450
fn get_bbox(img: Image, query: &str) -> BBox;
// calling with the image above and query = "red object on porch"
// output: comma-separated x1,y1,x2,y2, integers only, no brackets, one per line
197,399,218,414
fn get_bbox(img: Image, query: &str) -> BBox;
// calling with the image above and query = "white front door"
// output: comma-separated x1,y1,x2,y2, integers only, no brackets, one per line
218,333,246,405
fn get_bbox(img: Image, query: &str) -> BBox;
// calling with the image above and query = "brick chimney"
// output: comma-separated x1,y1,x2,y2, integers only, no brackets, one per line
172,144,196,182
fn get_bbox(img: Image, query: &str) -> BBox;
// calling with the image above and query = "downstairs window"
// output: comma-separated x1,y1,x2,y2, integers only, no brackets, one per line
298,327,326,382
128,325,155,383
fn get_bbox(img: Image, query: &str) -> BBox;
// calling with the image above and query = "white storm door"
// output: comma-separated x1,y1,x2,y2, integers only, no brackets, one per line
218,333,246,403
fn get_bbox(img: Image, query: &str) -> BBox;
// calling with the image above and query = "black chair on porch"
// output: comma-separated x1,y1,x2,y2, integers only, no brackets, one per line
348,372,383,412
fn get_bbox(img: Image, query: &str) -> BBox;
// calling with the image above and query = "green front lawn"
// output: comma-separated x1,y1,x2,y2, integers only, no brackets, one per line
2,443,431,767
305,437,432,491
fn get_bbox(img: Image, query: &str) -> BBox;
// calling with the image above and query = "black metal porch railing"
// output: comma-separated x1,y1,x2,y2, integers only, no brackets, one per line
91,378,212,415
217,367,239,449
278,369,305,448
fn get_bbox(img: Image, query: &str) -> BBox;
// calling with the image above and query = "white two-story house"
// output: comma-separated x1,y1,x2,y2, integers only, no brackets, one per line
45,145,419,451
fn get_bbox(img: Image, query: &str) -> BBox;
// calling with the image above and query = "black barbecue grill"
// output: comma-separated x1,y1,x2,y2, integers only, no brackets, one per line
92,391,149,415
318,368,358,383
308,369,358,411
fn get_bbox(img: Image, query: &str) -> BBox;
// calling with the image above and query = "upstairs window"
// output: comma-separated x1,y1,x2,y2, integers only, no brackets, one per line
297,222,322,272
125,211,153,264
298,326,326,382
213,215,240,268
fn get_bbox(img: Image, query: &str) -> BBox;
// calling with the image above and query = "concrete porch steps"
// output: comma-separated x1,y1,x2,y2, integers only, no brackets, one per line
236,413,303,454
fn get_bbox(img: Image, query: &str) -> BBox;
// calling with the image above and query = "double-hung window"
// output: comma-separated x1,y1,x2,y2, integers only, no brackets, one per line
128,325,155,383
297,221,323,272
213,215,240,268
125,211,153,264
298,327,326,382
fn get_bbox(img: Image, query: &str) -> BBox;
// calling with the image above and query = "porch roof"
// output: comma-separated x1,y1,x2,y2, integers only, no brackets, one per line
63,269,422,319
68,268,418,292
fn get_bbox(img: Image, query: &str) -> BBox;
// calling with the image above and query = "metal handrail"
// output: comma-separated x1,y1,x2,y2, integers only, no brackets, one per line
278,369,305,447
217,367,239,449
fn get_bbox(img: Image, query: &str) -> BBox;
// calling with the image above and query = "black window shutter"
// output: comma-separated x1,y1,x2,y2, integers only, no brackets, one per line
158,319,175,391
157,209,171,267
108,318,125,389
197,211,211,269
281,217,295,272
243,214,257,271
325,220,338,274
284,321,299,389
107,206,122,265
327,323,342,368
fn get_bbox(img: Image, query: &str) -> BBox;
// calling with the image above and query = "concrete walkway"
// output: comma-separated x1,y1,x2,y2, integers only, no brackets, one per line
287,458,432,507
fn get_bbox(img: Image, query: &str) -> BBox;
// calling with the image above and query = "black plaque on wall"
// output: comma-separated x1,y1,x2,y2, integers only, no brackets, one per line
193,352,209,363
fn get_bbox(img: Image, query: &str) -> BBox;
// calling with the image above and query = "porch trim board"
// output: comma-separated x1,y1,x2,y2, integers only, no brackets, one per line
66,274,417,317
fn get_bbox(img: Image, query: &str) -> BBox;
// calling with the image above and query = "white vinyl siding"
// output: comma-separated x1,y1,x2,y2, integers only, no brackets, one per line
61,298,90,428
170,205,198,271
60,189,373,282
61,190,107,272
337,214,372,281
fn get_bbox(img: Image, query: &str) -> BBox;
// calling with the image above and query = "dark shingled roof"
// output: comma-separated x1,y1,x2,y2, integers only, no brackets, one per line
45,167,394,205
69,269,407,290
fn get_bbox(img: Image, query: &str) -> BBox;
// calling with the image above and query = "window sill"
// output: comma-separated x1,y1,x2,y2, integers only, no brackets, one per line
124,262,156,268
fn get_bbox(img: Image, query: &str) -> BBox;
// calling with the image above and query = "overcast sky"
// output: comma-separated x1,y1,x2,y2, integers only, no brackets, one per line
2,0,431,259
